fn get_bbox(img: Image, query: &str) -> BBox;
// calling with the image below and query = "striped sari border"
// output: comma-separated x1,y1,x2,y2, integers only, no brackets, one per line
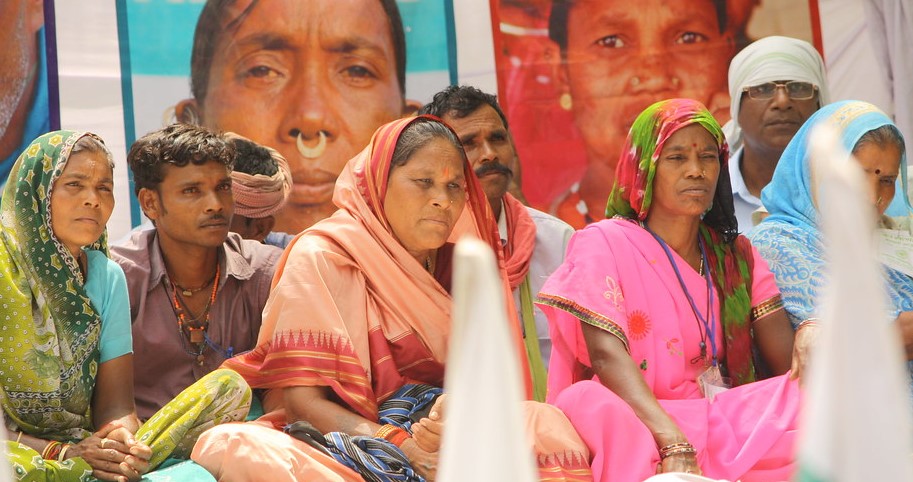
537,293,629,351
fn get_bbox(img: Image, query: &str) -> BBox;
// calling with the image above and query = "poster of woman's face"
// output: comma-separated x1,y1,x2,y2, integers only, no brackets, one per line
124,0,453,234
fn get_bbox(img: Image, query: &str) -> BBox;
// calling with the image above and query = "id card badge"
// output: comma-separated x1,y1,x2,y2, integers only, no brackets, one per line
697,365,731,401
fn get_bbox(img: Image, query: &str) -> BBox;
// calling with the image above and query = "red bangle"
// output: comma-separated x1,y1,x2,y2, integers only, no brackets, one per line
374,424,411,447
387,429,411,447
42,440,63,460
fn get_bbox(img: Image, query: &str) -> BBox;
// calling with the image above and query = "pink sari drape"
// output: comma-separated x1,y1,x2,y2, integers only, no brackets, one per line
537,219,800,482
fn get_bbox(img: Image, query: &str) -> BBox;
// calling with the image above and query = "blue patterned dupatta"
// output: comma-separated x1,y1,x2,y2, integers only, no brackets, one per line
759,100,910,231
749,100,913,388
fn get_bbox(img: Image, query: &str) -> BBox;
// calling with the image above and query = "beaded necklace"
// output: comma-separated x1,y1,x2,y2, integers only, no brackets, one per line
173,281,211,297
167,265,220,365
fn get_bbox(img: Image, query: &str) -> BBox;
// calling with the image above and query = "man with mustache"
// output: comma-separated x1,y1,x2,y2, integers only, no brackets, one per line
111,124,281,420
420,86,573,400
725,36,829,232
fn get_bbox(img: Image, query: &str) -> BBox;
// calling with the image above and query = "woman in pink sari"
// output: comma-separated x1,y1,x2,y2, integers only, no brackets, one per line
191,116,591,481
537,99,806,482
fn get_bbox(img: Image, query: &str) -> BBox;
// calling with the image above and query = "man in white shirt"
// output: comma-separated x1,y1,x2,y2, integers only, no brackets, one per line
725,36,829,231
420,86,573,400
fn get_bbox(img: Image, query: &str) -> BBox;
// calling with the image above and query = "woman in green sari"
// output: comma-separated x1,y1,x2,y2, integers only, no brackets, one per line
0,131,251,482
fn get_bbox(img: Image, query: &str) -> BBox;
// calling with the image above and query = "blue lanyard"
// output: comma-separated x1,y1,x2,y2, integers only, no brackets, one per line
647,228,718,366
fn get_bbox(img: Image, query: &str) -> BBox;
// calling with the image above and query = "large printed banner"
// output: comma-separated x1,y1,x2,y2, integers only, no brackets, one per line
3,0,824,239
491,0,818,227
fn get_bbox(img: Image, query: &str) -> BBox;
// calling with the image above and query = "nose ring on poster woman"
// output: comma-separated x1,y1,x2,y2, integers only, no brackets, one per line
296,131,327,159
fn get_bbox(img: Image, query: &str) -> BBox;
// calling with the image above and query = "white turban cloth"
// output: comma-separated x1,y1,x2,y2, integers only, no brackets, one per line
724,35,830,151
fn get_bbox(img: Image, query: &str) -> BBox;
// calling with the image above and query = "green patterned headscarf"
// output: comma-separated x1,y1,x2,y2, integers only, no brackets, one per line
0,131,108,441
606,99,759,386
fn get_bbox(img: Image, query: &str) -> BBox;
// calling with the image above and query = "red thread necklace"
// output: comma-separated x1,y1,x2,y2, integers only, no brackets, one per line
167,264,220,365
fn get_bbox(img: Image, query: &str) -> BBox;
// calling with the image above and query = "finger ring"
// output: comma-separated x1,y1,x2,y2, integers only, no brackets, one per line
100,438,110,449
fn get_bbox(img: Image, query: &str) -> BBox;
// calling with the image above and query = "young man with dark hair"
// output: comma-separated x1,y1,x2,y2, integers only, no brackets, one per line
112,123,282,420
420,85,573,400
175,0,420,234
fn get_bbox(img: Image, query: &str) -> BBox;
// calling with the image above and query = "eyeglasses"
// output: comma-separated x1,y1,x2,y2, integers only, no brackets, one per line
743,81,818,101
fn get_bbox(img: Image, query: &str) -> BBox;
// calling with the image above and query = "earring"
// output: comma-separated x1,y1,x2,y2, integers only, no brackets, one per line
671,76,681,88
559,92,573,111
630,76,641,87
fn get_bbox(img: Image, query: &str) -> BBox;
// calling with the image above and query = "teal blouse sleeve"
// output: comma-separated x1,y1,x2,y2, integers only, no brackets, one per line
84,250,134,363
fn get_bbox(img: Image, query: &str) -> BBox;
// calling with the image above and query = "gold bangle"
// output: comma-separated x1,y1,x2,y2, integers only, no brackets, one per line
751,295,784,322
658,442,692,452
659,442,696,460
661,446,697,459
374,424,397,439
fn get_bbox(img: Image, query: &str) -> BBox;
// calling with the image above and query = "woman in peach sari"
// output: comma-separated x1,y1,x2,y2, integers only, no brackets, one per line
191,116,591,481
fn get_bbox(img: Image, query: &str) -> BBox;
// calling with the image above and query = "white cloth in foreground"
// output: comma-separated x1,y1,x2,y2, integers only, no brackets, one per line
438,238,537,482
797,123,913,480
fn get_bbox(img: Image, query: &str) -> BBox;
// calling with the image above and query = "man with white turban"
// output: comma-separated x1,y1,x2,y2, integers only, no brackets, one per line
725,36,830,231
226,134,295,247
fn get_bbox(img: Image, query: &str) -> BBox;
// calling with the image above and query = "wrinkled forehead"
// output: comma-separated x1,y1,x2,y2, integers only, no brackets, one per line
214,0,395,52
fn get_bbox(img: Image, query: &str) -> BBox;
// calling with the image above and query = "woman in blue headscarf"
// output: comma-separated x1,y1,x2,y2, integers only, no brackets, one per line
749,100,913,377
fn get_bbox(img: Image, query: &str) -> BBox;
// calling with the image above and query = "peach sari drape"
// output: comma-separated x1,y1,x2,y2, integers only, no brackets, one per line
193,117,589,481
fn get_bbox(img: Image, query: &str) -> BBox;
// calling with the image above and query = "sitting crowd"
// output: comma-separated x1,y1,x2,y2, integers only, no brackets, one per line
1,25,910,482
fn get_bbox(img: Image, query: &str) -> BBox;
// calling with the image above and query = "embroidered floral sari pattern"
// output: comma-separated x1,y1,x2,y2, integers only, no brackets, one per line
603,276,624,311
